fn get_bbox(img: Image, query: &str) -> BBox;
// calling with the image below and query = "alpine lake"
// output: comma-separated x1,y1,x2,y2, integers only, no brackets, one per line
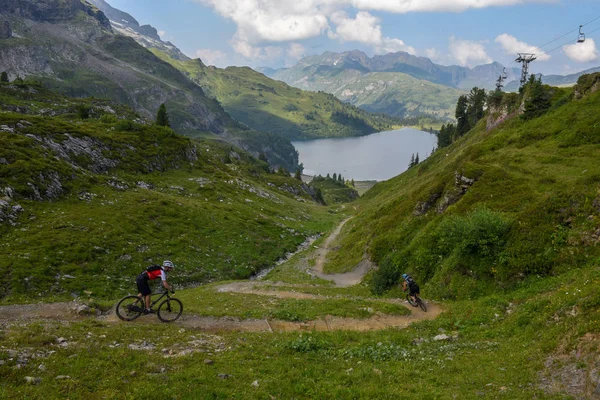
292,127,438,182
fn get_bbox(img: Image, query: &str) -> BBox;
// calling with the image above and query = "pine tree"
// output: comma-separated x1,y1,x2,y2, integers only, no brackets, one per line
467,87,486,128
338,174,343,182
294,168,302,181
415,153,420,165
156,103,170,127
455,95,470,136
332,173,337,181
315,188,326,205
409,153,415,168
0,72,8,83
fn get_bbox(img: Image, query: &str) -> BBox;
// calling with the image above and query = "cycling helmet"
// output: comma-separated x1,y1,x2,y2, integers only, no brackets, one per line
402,273,409,280
163,260,175,269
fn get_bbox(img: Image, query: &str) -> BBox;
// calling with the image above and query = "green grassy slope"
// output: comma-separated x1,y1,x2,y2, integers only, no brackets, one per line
325,75,600,299
152,53,402,141
0,83,338,302
0,241,598,398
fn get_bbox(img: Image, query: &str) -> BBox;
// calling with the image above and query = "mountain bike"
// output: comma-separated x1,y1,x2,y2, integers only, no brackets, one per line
116,291,183,322
406,293,427,312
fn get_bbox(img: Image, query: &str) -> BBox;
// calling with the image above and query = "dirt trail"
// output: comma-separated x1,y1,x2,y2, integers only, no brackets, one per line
0,219,443,333
307,217,374,287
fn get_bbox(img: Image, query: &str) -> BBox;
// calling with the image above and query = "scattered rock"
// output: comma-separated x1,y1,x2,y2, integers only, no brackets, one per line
218,374,230,379
38,364,46,372
55,375,71,380
204,359,214,365
128,341,155,351
136,181,154,190
56,337,67,344
24,376,42,385
433,334,451,341
251,380,259,387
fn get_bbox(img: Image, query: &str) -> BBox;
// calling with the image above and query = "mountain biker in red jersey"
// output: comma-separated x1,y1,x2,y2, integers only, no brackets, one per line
136,260,175,314
401,273,420,302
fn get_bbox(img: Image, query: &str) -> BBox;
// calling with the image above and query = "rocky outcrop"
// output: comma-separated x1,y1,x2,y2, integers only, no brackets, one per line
0,0,111,30
436,172,475,213
573,72,600,99
413,172,476,215
486,104,519,131
413,191,442,216
0,20,11,39
0,199,23,225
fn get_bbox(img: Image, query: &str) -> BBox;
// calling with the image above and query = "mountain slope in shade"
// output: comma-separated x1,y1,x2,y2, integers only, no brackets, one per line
0,0,299,170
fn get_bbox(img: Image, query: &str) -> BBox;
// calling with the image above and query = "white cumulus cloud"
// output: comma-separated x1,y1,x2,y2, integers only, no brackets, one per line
195,0,548,60
449,37,492,66
195,48,228,67
495,33,550,61
328,11,415,54
563,39,599,63
349,0,553,13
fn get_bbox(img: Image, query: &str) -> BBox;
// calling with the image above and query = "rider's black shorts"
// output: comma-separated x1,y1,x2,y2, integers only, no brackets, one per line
409,283,420,296
136,274,151,296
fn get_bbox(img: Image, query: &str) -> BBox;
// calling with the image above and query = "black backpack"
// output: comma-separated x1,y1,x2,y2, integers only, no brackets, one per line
146,264,162,273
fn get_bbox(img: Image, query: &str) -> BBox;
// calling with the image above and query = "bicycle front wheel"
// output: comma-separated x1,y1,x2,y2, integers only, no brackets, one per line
116,295,144,321
417,297,428,312
157,298,183,322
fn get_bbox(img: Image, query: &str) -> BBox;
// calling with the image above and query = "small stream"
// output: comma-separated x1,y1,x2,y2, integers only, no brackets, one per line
251,234,321,281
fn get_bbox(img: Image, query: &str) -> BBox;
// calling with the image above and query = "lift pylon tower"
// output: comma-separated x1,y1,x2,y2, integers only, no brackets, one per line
496,67,508,91
515,53,537,88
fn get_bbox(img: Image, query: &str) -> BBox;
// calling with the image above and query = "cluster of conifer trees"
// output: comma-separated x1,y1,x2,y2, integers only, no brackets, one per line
437,87,486,148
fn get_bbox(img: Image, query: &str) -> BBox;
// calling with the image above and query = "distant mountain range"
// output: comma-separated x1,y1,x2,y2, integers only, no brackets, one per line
262,50,600,119
261,50,521,119
504,66,600,91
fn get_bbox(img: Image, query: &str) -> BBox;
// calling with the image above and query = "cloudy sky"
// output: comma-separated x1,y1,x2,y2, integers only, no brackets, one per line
107,0,600,75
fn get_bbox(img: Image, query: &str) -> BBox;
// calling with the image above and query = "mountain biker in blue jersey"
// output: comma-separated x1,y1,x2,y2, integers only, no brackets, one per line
136,260,175,314
401,273,420,302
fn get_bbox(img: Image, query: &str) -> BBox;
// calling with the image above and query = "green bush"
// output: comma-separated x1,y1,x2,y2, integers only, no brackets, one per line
115,119,139,131
99,113,117,124
371,253,401,295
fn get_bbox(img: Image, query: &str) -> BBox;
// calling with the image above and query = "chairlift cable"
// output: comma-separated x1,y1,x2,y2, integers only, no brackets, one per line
535,13,600,49
538,25,600,58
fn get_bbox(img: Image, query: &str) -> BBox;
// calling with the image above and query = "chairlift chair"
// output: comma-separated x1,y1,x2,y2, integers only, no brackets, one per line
578,25,586,43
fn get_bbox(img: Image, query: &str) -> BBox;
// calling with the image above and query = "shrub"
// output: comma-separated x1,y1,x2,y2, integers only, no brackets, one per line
371,254,401,295
115,119,138,131
99,113,117,124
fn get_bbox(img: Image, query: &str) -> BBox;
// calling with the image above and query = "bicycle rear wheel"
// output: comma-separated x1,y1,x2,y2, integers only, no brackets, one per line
157,298,183,322
116,295,144,321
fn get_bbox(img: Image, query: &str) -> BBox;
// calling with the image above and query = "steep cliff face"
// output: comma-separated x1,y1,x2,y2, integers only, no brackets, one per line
86,0,190,61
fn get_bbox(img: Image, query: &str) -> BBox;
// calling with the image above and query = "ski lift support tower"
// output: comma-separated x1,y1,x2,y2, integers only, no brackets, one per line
516,53,537,88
